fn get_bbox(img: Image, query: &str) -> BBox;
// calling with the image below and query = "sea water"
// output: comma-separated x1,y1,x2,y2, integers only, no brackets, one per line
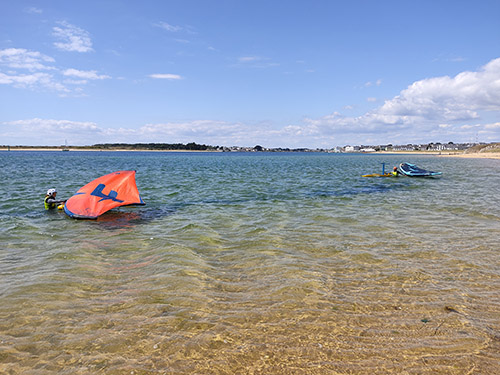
0,151,499,374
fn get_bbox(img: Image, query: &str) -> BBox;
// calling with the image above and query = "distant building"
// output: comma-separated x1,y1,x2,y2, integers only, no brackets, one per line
344,145,358,152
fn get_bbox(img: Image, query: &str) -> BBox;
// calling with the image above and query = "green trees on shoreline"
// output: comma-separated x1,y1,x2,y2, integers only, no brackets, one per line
91,142,219,151
0,142,220,151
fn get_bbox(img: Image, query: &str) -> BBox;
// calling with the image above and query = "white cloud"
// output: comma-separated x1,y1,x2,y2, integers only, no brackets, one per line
24,7,42,14
154,21,196,35
484,122,500,129
0,48,55,71
1,118,101,145
0,72,68,92
364,79,382,88
63,79,88,85
132,120,292,147
4,118,99,132
63,68,111,80
1,118,284,147
460,124,480,130
149,73,183,80
0,48,110,93
297,57,500,144
379,58,500,119
104,120,335,148
53,21,93,52
239,56,262,63
0,48,66,91
236,56,279,68
154,21,183,32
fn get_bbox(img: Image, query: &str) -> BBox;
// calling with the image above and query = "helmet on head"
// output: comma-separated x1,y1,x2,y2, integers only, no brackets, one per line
47,188,57,196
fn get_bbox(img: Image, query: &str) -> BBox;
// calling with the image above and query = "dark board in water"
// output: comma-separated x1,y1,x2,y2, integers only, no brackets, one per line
399,162,442,177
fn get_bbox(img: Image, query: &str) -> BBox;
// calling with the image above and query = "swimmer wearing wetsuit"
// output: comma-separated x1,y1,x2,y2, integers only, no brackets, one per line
44,188,66,209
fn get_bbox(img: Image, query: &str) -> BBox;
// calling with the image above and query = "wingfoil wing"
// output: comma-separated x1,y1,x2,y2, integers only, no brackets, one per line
64,170,145,219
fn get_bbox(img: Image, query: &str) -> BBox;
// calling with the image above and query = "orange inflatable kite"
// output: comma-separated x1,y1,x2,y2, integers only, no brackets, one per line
64,170,145,219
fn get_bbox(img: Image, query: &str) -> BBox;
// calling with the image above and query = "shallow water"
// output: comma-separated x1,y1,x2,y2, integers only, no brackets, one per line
1,151,499,374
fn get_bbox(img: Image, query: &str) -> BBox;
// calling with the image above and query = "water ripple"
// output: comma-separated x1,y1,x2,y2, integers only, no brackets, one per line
0,151,499,373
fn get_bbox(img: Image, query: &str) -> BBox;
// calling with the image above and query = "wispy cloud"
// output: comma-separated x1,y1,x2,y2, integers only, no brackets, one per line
0,72,68,92
154,21,183,32
0,48,55,71
236,56,279,68
63,68,111,81
364,79,382,87
149,73,183,80
0,48,63,91
24,7,42,14
238,56,262,63
433,54,466,63
53,21,93,53
0,48,109,93
154,21,197,35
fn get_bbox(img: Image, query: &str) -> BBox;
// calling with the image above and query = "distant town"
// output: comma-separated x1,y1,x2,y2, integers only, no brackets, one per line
1,141,495,153
223,141,480,153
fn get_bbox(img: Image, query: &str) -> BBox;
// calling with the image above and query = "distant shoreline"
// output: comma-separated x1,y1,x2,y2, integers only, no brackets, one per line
0,147,220,153
2,147,500,159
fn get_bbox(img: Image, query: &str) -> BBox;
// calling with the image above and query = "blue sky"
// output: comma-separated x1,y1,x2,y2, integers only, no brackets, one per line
1,0,499,148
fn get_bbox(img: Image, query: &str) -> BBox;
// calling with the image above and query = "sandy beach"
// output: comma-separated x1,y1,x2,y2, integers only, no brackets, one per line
377,150,500,159
439,152,500,159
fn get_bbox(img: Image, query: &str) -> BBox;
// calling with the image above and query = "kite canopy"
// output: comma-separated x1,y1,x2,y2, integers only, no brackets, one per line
64,170,145,219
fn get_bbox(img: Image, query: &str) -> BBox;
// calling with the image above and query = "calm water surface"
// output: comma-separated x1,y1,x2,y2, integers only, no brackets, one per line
1,151,499,374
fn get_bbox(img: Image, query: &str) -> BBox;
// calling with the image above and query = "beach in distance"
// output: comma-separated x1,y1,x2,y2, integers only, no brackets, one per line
0,151,499,374
3,146,500,159
381,150,500,159
440,152,500,159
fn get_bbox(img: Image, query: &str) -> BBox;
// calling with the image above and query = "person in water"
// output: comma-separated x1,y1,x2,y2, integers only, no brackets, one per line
44,188,66,210
391,167,400,176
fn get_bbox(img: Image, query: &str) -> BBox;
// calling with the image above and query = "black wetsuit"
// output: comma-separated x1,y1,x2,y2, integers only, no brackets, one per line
44,196,66,209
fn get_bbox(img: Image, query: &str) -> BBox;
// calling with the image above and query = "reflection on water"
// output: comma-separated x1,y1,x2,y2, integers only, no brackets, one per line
0,151,499,374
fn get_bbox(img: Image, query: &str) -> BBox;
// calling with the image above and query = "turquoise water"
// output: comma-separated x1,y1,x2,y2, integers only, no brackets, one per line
1,151,499,374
